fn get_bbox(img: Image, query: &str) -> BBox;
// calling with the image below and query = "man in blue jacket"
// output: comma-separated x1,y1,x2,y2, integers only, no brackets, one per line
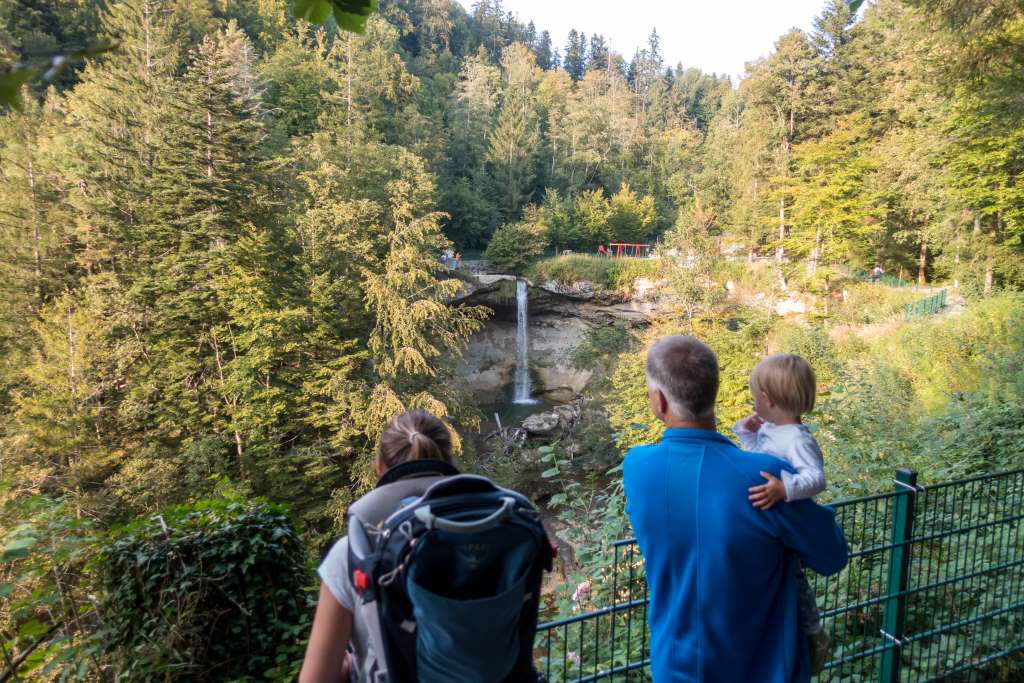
623,336,848,683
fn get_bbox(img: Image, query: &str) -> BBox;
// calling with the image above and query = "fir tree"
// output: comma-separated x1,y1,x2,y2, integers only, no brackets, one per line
535,29,554,69
588,34,609,73
562,29,587,81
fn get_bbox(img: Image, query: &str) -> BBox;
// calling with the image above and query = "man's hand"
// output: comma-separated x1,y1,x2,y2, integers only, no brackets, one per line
749,471,786,510
741,413,764,432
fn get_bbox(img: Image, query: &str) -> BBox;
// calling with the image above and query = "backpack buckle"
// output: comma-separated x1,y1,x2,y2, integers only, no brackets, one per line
353,568,371,593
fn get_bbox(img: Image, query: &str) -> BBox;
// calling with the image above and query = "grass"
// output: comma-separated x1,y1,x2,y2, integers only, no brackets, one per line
528,255,659,295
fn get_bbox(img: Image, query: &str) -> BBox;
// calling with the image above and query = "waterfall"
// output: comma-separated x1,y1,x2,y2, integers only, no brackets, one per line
513,279,535,404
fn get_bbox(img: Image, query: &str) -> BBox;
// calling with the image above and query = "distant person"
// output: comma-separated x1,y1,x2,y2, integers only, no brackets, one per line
598,244,607,257
871,264,883,282
454,252,462,269
623,336,847,683
733,353,830,672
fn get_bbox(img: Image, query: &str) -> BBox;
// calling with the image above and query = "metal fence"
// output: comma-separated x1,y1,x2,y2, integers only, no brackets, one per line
849,267,913,289
903,289,947,320
534,468,1024,682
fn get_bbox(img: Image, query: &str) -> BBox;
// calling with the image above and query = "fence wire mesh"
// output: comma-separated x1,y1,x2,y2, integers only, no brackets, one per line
535,468,1024,682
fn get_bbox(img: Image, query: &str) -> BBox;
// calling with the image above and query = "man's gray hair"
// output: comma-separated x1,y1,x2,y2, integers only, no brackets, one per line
646,336,719,421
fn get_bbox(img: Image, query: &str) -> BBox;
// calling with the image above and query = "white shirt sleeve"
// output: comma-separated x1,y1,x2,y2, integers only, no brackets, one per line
732,418,760,451
779,433,827,502
317,536,356,611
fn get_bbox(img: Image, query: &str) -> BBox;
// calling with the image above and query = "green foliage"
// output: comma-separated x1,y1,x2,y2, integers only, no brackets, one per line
607,184,657,243
484,215,549,274
97,497,312,681
1,0,1024,674
0,495,100,681
828,282,925,325
528,255,658,295
291,0,376,33
817,294,1024,496
569,325,635,370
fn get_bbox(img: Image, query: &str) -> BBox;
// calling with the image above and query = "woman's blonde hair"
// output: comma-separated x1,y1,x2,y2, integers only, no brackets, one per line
377,409,454,471
750,353,817,416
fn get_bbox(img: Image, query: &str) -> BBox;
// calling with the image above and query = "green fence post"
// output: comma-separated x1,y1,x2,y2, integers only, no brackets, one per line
879,468,918,683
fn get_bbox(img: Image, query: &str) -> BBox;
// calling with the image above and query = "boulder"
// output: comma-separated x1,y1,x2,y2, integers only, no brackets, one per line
553,404,578,428
522,411,561,436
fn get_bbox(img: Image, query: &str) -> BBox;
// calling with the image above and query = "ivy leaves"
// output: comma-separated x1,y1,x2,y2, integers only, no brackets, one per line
291,0,378,33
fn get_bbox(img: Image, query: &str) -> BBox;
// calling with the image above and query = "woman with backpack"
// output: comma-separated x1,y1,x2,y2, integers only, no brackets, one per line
300,410,552,683
300,410,454,682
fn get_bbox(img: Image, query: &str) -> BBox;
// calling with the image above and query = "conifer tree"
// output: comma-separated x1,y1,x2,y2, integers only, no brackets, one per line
535,30,554,70
588,34,609,73
487,43,541,219
562,29,587,81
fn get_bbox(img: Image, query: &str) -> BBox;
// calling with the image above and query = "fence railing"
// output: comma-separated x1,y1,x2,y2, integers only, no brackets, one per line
903,289,947,320
849,266,913,289
534,468,1024,682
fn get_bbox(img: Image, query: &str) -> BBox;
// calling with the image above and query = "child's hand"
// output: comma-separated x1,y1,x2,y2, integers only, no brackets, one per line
748,471,786,510
742,414,764,432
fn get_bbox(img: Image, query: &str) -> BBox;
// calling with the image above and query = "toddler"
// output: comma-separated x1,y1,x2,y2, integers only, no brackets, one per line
734,353,829,671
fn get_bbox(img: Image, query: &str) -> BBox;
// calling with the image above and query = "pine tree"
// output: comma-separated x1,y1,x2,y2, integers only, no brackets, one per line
443,47,501,246
487,43,541,219
588,34,609,73
562,29,587,81
535,29,554,70
62,0,182,276
115,23,303,478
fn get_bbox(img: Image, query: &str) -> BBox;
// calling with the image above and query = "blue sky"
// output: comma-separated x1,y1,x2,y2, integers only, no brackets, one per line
453,0,830,80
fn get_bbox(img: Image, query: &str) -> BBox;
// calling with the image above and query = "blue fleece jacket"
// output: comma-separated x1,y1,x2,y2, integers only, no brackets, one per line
623,428,848,683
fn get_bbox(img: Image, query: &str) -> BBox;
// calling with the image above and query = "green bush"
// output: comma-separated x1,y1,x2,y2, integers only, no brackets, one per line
828,281,922,325
97,497,312,681
484,218,549,274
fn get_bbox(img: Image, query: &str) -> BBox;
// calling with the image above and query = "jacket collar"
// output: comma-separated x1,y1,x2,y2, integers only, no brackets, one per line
661,428,734,447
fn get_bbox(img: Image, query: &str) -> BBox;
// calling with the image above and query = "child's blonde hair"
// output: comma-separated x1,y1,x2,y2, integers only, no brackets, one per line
750,353,817,416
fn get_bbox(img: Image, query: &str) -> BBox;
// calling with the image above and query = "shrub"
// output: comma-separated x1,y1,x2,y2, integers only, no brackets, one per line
97,497,312,681
828,281,921,325
484,216,549,274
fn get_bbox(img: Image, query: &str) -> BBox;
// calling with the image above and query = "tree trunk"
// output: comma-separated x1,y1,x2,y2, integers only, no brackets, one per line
210,332,244,465
807,228,821,275
953,223,961,289
917,240,927,286
777,197,785,263
206,109,214,178
346,38,353,128
27,155,42,305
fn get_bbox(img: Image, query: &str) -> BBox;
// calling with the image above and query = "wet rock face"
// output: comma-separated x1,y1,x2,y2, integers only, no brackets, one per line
454,278,660,402
456,316,593,402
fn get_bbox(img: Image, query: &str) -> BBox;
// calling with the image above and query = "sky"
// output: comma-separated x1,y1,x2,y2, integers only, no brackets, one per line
453,0,830,81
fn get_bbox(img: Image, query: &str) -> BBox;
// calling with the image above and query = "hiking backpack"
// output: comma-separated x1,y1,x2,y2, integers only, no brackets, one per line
346,460,554,683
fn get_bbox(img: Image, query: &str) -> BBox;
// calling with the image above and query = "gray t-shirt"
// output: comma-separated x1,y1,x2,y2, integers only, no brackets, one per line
318,536,374,680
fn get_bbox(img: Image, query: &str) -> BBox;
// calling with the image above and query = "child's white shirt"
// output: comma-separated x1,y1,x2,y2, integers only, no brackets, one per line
732,420,826,501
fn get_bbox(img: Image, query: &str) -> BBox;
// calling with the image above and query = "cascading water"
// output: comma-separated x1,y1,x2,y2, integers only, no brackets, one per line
513,279,535,404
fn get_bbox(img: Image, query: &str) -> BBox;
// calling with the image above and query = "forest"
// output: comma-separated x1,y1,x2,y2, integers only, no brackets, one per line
1,0,1023,679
